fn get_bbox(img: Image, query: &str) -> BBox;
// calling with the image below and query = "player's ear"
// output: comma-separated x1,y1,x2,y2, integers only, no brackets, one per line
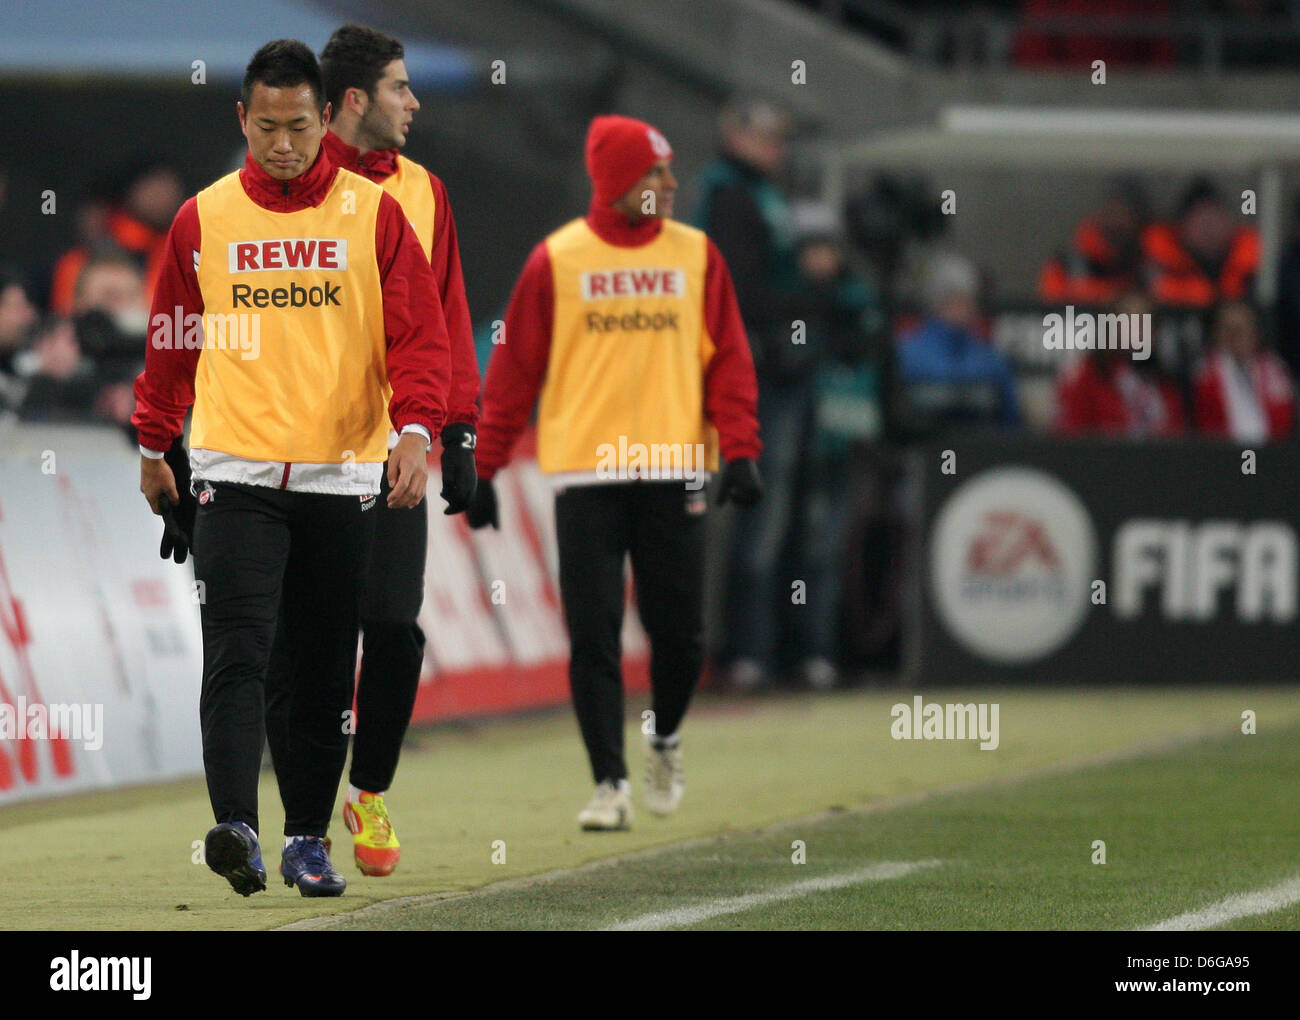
236,101,248,138
321,100,332,129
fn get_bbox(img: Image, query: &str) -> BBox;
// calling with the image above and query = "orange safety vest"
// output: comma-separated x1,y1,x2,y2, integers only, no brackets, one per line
1143,223,1258,307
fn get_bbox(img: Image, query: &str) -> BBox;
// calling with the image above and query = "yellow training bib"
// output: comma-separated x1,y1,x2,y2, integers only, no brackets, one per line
538,218,719,476
190,168,390,464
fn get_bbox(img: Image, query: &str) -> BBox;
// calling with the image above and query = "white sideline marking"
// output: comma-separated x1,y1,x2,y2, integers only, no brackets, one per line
1142,876,1300,931
602,859,943,931
282,724,1234,930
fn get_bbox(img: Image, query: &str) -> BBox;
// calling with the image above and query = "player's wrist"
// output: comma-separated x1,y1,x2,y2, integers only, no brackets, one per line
398,424,432,451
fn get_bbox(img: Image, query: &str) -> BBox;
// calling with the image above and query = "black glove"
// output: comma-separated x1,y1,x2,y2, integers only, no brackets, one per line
439,422,478,515
465,477,499,530
159,435,197,563
158,494,192,564
717,457,763,507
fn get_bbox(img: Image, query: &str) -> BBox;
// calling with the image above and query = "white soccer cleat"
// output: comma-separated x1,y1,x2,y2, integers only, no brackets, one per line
643,738,684,816
577,779,633,831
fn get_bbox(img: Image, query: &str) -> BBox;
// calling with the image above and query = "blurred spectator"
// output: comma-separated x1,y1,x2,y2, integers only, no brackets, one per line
1054,292,1185,436
48,159,182,316
11,316,98,422
896,253,1020,432
1142,179,1258,308
73,251,148,318
8,255,149,426
72,253,149,363
48,178,115,316
0,268,39,411
692,95,805,382
1270,193,1300,380
1039,177,1149,304
1193,300,1295,442
795,218,884,688
71,253,149,427
693,101,879,690
844,173,948,288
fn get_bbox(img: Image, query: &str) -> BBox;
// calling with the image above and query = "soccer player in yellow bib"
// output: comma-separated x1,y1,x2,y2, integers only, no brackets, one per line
261,25,481,880
133,40,452,897
468,116,763,830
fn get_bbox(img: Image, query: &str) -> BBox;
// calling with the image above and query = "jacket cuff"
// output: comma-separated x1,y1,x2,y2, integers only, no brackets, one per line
399,423,432,450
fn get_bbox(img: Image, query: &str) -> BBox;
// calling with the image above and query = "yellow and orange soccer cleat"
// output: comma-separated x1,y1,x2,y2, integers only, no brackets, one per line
342,792,401,877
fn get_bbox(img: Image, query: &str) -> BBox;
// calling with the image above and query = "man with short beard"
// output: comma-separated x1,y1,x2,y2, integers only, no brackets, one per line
264,24,479,880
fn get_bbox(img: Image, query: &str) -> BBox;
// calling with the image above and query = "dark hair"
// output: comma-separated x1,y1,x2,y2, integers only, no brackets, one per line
94,157,181,204
1105,174,1149,221
1178,177,1224,219
320,24,405,111
241,39,325,111
74,252,142,301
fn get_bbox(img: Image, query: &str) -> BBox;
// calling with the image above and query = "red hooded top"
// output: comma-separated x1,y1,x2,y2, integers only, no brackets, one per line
321,130,479,427
1193,348,1295,441
474,197,762,479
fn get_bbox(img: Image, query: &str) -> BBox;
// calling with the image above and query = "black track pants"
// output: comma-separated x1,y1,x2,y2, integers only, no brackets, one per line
351,462,427,793
195,481,374,837
554,482,706,784
266,463,426,803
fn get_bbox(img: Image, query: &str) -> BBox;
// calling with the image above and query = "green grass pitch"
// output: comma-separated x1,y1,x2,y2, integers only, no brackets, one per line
0,686,1296,931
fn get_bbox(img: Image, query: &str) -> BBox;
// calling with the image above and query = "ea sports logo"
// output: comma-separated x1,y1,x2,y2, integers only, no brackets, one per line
930,467,1096,664
647,128,671,159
